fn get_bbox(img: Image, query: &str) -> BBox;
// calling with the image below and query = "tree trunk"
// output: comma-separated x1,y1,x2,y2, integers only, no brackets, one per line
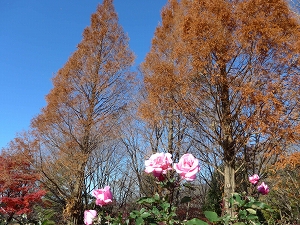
220,63,236,216
223,161,235,217
167,111,174,155
66,163,86,225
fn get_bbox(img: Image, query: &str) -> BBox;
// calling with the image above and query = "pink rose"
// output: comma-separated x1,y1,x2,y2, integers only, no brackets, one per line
174,153,200,181
249,174,260,185
145,152,173,179
257,182,270,195
92,186,113,207
84,210,97,225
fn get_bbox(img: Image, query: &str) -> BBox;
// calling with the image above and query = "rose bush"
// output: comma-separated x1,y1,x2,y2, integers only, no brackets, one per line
83,155,273,225
84,152,200,224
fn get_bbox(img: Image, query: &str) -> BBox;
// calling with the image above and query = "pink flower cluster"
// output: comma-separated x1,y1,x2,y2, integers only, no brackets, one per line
84,186,113,225
249,174,270,195
145,152,200,182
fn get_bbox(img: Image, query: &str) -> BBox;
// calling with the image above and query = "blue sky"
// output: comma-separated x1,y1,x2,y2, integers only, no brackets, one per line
0,0,167,149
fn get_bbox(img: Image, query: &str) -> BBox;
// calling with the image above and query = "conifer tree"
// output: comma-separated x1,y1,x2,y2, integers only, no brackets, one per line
31,0,134,223
142,0,300,215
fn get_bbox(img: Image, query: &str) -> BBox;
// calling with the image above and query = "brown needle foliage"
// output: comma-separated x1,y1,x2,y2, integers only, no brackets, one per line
141,0,300,215
140,0,191,160
31,0,134,224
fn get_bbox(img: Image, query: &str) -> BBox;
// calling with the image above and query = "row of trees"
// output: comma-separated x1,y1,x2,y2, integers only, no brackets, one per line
1,0,300,224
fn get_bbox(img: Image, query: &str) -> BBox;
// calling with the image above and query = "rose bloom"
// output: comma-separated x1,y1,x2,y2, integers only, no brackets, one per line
249,174,260,185
174,153,200,181
84,210,97,225
145,152,173,179
257,182,270,195
92,186,113,207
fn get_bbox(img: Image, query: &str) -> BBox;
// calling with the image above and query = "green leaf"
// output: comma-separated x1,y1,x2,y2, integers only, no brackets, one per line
246,208,256,214
238,209,247,219
204,211,220,222
233,223,246,225
229,197,235,207
180,196,192,204
140,208,146,213
136,216,144,225
137,197,156,204
185,218,209,225
141,212,151,218
151,206,160,215
247,196,256,202
161,202,170,210
130,210,140,219
222,214,232,223
232,193,245,206
245,201,273,210
246,214,259,220
154,192,160,201
41,220,56,225
233,193,242,202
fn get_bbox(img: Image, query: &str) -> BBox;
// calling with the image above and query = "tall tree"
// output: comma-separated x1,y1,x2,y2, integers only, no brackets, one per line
142,0,300,215
179,0,300,214
31,0,134,224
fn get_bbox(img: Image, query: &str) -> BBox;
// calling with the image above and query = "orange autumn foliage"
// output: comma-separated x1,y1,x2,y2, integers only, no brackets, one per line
31,0,134,224
141,0,300,215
